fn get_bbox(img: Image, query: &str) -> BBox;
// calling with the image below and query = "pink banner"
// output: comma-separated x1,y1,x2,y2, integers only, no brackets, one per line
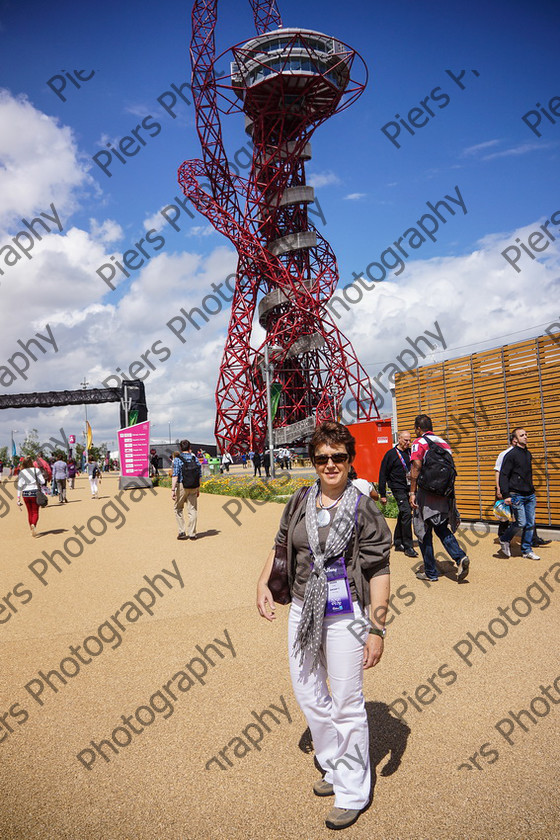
118,421,150,479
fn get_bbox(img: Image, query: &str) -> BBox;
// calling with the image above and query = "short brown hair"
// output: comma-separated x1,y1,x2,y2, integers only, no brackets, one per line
308,421,355,463
22,456,34,469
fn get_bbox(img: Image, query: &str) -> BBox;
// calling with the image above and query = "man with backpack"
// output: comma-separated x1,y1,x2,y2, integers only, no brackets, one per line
171,439,201,540
409,414,469,583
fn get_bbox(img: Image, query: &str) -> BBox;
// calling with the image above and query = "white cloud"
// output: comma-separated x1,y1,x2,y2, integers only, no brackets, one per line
306,170,341,188
143,209,167,232
461,137,558,162
482,142,557,161
89,218,123,243
332,226,560,409
0,89,92,228
187,225,215,237
125,103,152,117
462,139,501,156
344,192,367,201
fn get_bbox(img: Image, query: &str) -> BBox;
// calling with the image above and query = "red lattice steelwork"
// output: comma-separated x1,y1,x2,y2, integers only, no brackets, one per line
179,0,380,453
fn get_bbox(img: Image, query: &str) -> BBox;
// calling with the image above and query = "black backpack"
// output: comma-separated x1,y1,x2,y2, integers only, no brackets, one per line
178,453,200,488
417,434,456,497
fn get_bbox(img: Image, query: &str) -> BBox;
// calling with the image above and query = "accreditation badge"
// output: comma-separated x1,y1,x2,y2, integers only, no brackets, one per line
324,556,353,615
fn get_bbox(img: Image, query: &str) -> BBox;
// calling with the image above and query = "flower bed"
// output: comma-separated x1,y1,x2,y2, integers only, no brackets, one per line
159,473,397,515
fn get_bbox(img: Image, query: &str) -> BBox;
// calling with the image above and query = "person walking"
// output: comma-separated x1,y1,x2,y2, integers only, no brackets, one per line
257,422,391,831
67,458,77,490
498,428,541,560
34,452,52,482
409,414,469,583
349,466,379,500
50,459,58,497
86,456,101,499
221,451,233,473
495,434,550,551
52,454,68,503
16,456,46,537
263,450,271,478
378,431,417,557
171,439,201,540
253,451,262,477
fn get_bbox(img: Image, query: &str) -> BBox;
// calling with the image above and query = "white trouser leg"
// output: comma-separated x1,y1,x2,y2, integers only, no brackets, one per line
288,598,371,809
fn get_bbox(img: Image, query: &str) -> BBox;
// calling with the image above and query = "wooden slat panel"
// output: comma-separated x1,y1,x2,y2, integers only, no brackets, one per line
395,334,560,527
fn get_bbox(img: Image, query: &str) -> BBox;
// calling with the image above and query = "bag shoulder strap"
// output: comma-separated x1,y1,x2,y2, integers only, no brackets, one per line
292,485,311,512
284,485,312,528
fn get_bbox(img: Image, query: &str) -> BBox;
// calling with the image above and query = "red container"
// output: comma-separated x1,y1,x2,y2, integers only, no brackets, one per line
346,419,393,484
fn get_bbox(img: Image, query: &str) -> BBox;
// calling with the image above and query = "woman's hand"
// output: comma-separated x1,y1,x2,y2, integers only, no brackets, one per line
363,634,384,669
257,582,276,621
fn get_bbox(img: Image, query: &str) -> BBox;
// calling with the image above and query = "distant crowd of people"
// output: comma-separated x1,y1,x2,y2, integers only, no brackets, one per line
11,451,111,536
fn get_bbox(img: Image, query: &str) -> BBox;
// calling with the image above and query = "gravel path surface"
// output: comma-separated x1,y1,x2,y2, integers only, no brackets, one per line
1,474,558,839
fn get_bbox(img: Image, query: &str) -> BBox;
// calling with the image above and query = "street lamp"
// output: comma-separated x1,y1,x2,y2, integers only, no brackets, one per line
81,377,89,464
262,343,282,480
168,422,171,444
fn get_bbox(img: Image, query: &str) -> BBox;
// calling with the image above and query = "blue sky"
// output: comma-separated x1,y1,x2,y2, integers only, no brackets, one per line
0,0,558,450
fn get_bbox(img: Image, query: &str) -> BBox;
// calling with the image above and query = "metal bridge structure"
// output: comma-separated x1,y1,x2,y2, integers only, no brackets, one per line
179,0,379,453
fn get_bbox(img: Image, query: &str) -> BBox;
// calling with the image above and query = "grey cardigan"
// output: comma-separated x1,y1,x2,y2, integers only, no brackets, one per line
274,486,391,610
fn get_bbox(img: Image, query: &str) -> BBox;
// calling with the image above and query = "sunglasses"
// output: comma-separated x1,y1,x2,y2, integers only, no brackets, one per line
313,453,349,465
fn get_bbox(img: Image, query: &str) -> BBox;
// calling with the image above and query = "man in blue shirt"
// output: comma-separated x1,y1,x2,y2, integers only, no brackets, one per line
52,454,68,503
171,439,201,540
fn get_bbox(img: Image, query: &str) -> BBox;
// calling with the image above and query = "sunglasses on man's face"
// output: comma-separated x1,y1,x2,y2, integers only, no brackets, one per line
314,453,349,465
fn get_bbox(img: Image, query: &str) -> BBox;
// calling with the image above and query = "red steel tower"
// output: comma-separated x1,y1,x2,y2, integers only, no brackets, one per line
179,0,379,453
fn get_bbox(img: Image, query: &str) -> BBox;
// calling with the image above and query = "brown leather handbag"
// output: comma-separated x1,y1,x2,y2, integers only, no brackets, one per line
268,542,291,605
267,486,310,605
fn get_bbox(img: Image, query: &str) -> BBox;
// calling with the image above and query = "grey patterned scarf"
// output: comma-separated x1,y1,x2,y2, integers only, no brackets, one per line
293,479,359,671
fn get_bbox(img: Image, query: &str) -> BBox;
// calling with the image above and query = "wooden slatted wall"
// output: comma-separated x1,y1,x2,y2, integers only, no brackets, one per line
394,334,560,527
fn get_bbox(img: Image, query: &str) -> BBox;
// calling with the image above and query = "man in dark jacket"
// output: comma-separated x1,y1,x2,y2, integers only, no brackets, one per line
499,428,540,560
379,431,417,557
262,450,271,478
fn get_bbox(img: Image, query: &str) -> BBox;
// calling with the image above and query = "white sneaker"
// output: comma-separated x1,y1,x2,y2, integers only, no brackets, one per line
500,541,511,557
522,551,540,560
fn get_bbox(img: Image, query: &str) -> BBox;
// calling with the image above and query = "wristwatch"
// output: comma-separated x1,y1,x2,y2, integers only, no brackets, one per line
368,626,386,639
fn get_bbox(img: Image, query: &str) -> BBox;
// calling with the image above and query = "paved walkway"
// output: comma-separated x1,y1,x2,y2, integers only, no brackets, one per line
1,474,558,839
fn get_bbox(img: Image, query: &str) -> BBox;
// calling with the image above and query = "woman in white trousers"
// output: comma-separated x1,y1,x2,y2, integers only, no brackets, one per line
258,422,391,831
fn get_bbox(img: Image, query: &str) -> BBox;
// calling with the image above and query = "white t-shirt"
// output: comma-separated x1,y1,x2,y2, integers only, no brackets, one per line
17,467,45,494
494,446,513,472
352,478,373,497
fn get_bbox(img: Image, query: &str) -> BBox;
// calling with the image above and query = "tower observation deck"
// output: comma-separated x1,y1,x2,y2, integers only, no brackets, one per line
179,4,379,453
